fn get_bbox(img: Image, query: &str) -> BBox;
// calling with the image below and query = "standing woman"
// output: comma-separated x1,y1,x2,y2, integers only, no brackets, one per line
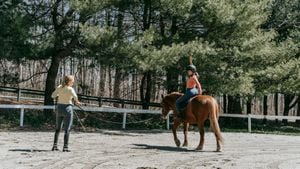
175,56,202,119
51,75,80,152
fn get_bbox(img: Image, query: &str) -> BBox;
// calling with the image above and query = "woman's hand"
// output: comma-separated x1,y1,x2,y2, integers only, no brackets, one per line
75,101,81,106
198,89,202,95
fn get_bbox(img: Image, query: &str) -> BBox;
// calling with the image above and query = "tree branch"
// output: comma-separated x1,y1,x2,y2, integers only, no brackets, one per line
17,71,48,84
289,96,299,110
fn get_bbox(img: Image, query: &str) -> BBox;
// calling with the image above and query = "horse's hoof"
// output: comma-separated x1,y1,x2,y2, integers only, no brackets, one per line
182,142,188,147
175,139,181,147
216,148,223,152
195,146,203,151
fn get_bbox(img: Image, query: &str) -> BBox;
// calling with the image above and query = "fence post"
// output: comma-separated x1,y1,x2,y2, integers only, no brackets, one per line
248,114,252,133
17,88,22,102
98,97,102,107
166,114,170,130
122,112,127,129
20,108,24,127
121,100,125,108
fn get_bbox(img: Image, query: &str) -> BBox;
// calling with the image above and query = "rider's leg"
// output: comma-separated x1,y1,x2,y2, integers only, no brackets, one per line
175,94,190,118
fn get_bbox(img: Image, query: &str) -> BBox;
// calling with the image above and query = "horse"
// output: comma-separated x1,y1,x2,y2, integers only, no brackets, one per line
160,92,223,152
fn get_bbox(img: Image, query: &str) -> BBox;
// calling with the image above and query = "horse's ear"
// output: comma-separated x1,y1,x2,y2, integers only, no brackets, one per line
161,94,164,99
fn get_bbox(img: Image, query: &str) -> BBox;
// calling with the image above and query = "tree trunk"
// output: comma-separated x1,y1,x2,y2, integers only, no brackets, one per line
296,95,300,125
140,73,146,107
170,16,177,36
44,56,61,118
180,72,186,93
166,67,179,93
223,94,227,114
99,65,106,97
159,9,165,38
246,97,251,114
117,2,124,38
227,95,242,114
140,71,152,109
113,68,122,107
132,71,137,101
18,60,22,88
139,0,152,109
44,0,68,113
274,93,278,123
151,72,157,101
145,72,152,107
263,95,268,124
135,71,138,101
142,0,151,31
112,1,124,107
108,66,112,97
282,94,293,124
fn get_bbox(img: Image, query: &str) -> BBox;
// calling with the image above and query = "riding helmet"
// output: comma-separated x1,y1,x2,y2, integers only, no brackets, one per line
186,64,197,73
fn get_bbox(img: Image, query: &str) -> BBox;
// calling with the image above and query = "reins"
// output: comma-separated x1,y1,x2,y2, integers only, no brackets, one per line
74,104,87,132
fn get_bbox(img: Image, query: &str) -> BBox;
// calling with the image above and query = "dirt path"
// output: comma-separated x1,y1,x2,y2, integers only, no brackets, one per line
0,130,300,169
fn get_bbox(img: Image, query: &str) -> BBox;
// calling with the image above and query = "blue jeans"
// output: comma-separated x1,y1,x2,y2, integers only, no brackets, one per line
53,104,73,148
55,104,73,131
176,88,199,112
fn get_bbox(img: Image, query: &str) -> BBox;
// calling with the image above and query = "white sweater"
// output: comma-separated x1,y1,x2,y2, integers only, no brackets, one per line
51,85,78,105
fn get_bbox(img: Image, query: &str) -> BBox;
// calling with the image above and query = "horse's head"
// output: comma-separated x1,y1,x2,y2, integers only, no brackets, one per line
160,92,183,119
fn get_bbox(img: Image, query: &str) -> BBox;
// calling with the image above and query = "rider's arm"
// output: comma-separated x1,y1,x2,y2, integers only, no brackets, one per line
193,76,202,95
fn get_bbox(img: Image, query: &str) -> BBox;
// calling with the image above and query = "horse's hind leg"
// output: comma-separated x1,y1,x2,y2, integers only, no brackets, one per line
172,119,181,147
182,122,189,147
196,121,205,151
215,133,222,152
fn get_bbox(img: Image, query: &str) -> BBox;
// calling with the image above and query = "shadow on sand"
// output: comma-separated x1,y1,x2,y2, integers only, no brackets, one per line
132,144,217,153
9,149,50,153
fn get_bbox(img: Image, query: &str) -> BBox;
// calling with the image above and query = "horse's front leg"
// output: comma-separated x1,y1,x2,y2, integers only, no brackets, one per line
182,122,189,147
172,118,181,147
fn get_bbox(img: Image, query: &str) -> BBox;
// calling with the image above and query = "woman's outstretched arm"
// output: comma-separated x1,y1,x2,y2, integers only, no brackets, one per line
193,76,202,94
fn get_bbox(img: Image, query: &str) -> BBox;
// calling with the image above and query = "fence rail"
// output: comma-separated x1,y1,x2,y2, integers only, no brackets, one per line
1,104,300,132
0,104,166,129
0,86,161,108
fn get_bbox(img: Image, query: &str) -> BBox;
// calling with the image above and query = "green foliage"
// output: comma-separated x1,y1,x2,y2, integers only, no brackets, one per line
129,31,216,72
0,0,32,60
80,24,116,45
70,0,108,12
128,0,289,96
254,0,300,95
24,111,46,128
160,0,193,17
0,0,299,97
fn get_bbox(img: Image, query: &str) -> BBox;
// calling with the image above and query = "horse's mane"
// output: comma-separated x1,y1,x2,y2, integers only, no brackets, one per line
163,92,183,103
168,92,183,96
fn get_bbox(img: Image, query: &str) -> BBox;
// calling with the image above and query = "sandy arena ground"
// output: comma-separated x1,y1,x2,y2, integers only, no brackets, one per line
0,130,300,169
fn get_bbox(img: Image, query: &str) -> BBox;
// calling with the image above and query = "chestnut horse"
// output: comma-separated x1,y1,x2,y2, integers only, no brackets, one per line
161,92,223,152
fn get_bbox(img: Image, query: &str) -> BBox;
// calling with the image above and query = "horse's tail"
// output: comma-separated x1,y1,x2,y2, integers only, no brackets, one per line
209,98,224,144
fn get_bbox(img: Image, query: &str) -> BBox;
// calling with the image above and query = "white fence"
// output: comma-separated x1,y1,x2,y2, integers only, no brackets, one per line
0,104,167,130
1,104,300,132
